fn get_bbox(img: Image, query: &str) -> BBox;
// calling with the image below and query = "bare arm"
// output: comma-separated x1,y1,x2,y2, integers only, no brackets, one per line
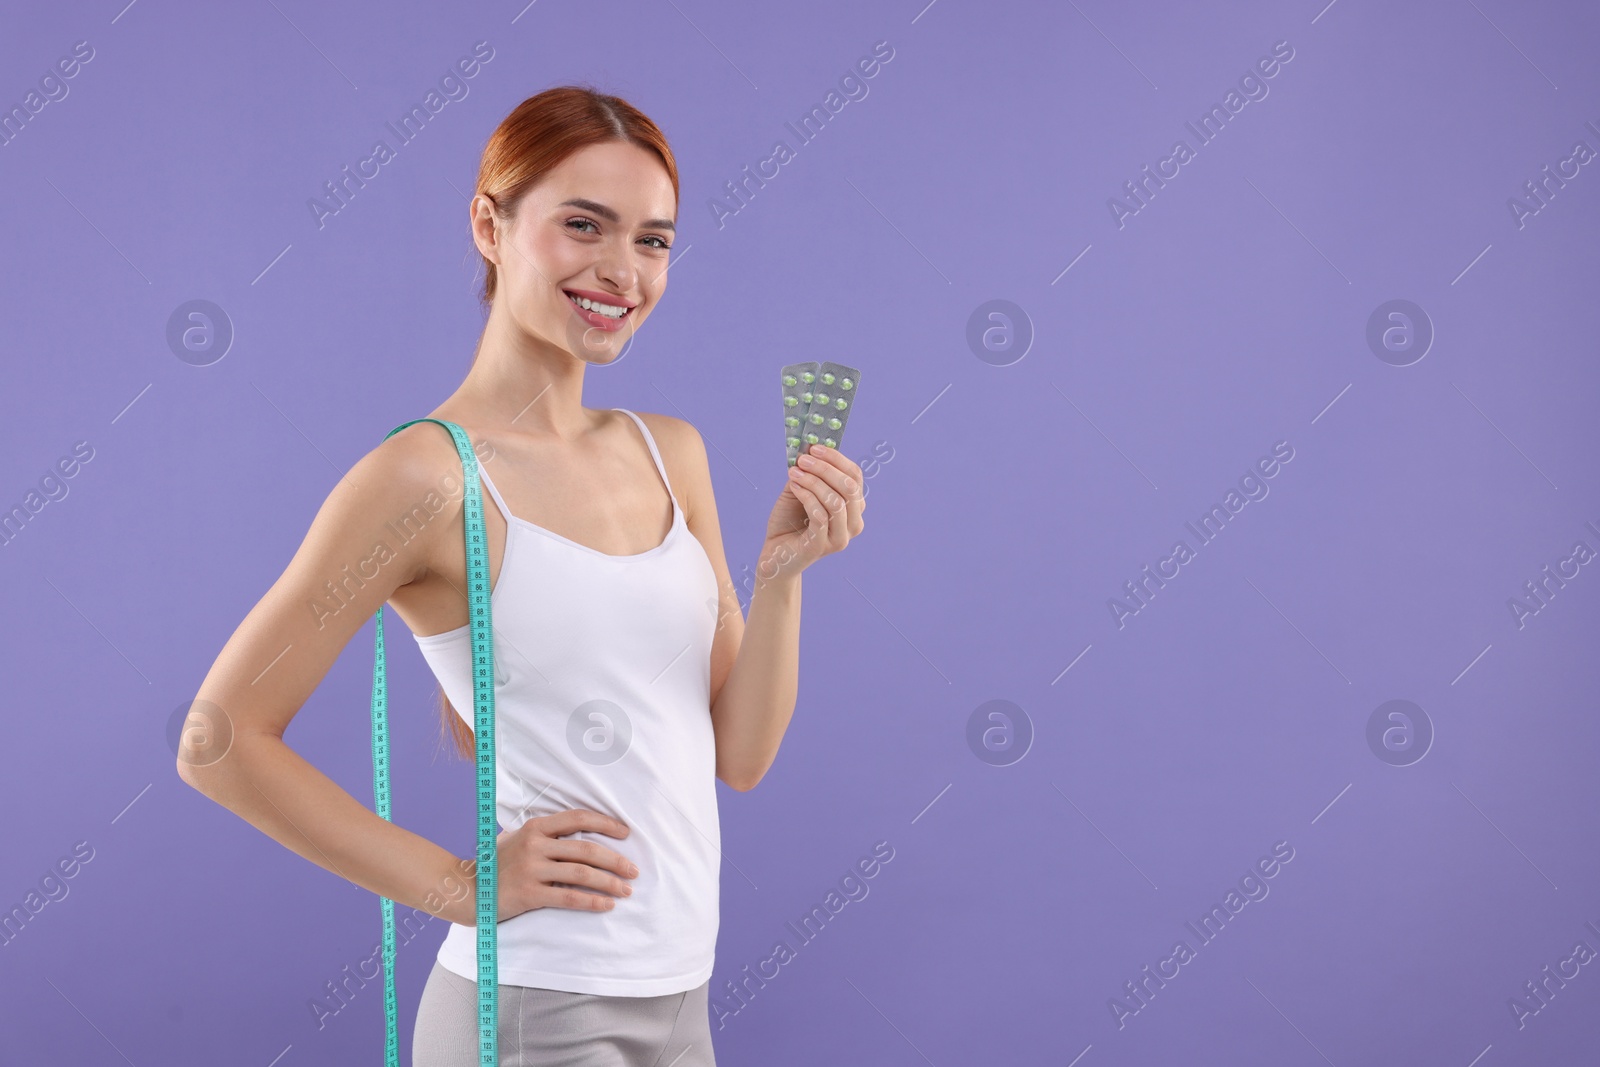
653,417,863,792
178,426,481,925
712,571,801,792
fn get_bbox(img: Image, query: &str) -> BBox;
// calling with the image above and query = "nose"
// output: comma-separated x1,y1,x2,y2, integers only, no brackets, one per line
593,246,637,299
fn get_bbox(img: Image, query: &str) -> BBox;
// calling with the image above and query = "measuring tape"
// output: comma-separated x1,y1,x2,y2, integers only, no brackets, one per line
370,417,499,1065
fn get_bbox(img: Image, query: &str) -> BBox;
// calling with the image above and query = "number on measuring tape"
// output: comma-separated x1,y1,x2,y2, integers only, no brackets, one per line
370,418,499,1066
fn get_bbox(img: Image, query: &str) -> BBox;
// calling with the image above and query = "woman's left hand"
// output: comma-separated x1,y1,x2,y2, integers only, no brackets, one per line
760,444,866,581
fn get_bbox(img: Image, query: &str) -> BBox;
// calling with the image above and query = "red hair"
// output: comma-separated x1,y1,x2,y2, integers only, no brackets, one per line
437,85,678,760
472,84,680,307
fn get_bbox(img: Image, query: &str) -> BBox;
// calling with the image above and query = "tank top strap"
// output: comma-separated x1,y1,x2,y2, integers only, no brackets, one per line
612,408,676,500
473,456,515,526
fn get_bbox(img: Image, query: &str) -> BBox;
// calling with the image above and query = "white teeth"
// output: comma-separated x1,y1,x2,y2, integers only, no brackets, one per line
568,292,628,318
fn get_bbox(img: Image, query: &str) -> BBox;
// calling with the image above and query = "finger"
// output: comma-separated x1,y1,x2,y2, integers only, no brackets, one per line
776,478,811,535
790,480,844,550
542,881,621,911
820,477,851,544
795,450,860,507
788,481,833,549
790,465,850,520
538,809,630,839
808,445,866,505
798,468,851,540
806,443,858,475
821,474,852,542
545,838,640,880
543,859,634,900
800,449,865,531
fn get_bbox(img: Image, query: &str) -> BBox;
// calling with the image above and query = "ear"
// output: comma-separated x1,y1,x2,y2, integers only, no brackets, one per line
470,195,502,265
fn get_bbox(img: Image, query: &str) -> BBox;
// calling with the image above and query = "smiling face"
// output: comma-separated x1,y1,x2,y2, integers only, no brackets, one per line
473,140,677,365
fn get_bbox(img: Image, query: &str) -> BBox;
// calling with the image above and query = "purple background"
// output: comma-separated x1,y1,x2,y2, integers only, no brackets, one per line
4,1,1599,1064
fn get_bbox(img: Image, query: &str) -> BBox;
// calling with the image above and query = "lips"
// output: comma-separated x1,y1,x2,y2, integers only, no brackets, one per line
563,289,634,332
563,287,637,309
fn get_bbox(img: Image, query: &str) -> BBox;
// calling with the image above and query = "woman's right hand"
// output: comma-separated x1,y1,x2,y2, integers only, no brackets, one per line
486,809,639,922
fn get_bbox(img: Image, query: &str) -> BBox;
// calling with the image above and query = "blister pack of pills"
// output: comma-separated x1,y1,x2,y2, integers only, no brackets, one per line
781,361,861,467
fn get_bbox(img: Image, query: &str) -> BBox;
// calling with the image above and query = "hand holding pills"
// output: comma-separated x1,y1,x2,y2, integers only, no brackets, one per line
763,362,867,580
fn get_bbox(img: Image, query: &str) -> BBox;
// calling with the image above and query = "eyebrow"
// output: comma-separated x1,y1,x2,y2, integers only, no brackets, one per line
559,198,676,233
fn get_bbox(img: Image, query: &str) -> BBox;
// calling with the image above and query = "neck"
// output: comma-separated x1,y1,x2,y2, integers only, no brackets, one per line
448,297,594,439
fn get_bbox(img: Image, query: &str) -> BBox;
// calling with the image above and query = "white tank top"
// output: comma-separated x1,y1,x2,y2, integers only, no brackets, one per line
413,408,722,997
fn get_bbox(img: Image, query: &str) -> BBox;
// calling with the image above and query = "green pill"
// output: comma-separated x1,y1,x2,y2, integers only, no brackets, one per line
782,360,859,471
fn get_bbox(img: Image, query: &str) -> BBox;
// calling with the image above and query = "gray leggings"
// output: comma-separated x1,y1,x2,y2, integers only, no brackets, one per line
412,959,717,1067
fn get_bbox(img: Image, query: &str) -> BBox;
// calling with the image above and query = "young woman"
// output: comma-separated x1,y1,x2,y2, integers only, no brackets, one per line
177,85,866,1065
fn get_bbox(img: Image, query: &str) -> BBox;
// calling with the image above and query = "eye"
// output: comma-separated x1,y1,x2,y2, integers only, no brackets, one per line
640,235,671,251
566,217,600,234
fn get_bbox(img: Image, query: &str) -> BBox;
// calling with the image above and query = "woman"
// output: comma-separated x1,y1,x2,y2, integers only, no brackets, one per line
177,85,866,1065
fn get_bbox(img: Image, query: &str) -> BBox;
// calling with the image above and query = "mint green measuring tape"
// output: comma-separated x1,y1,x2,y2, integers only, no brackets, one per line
369,417,499,1065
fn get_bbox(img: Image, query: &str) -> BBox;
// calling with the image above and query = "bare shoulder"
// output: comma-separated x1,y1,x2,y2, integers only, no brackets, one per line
346,420,479,561
377,418,475,473
179,416,473,763
627,410,710,518
629,409,703,455
364,420,474,507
